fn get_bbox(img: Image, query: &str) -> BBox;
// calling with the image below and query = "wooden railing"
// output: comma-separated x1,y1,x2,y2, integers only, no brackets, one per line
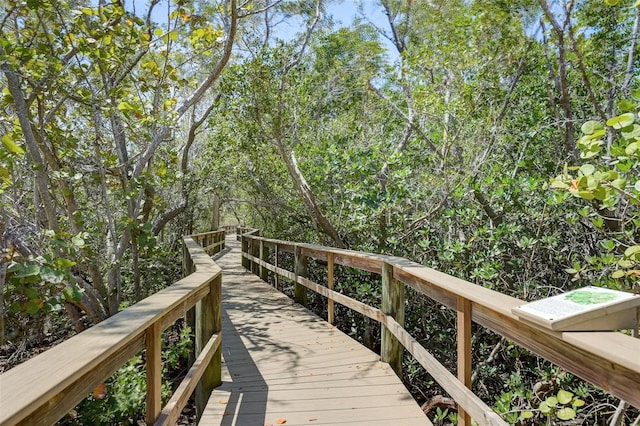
239,230,640,426
0,229,227,426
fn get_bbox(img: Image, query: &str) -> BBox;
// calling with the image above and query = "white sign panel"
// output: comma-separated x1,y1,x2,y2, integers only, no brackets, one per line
512,286,640,331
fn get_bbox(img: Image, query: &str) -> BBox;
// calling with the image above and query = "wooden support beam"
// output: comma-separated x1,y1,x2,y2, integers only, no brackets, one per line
155,334,221,426
457,296,472,426
251,233,260,275
327,252,334,325
241,236,249,270
260,240,269,282
145,321,162,425
195,275,222,421
274,245,280,290
381,262,404,377
294,245,308,307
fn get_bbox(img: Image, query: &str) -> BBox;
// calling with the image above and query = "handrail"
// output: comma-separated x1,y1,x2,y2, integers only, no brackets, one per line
240,231,640,425
0,229,227,426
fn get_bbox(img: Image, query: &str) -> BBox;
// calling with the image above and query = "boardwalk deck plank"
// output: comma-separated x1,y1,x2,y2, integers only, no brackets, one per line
200,238,431,426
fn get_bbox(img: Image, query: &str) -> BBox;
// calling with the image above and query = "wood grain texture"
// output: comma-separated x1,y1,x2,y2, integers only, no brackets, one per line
381,262,404,377
245,233,640,407
328,252,334,324
294,245,308,306
457,297,472,426
0,234,222,426
155,333,221,426
146,321,163,425
201,238,430,426
383,316,506,426
243,231,640,410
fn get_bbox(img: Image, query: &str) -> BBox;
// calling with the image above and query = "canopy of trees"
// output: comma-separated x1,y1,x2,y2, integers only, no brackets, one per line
1,0,638,424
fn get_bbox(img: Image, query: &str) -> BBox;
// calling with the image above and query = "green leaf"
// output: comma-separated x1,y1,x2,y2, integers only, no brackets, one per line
619,259,634,268
579,164,596,176
581,120,603,135
624,245,640,258
2,134,25,154
618,100,636,112
23,287,38,299
40,267,65,284
557,390,573,404
25,300,40,314
625,142,638,155
622,125,640,140
56,258,76,268
577,191,595,200
539,401,552,414
551,180,569,189
72,233,85,247
520,411,534,419
611,270,626,279
572,399,585,408
607,113,635,130
600,240,615,251
9,263,41,278
593,186,606,201
545,396,558,407
62,286,83,303
556,407,576,420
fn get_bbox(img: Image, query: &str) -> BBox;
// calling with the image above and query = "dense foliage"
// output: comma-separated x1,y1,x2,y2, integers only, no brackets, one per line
1,0,638,424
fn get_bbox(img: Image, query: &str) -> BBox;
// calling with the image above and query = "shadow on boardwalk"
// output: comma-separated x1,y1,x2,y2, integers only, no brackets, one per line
200,237,429,426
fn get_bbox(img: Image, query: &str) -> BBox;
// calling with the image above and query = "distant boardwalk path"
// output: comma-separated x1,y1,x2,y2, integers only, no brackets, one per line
201,237,430,426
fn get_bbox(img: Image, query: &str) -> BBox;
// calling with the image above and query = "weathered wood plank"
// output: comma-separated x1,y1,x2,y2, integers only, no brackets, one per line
0,236,222,426
328,252,334,324
381,262,404,377
294,245,308,306
383,316,506,426
145,321,163,425
240,233,640,409
202,238,429,426
457,296,472,426
155,333,221,426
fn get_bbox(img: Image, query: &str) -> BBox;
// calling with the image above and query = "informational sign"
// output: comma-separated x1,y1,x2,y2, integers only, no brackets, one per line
512,286,640,331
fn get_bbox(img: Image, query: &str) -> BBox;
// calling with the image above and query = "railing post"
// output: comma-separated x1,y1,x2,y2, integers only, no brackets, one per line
183,240,197,367
381,261,404,377
259,240,269,282
145,321,162,425
251,232,260,275
327,253,334,324
274,245,280,289
182,240,194,277
195,273,222,421
457,296,472,426
241,235,249,270
294,245,308,306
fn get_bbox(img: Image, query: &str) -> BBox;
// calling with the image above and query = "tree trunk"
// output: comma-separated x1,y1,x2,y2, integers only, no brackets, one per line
275,145,346,248
211,194,220,231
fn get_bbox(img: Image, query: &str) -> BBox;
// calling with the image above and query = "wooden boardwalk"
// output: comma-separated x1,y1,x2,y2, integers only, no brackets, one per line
200,237,430,426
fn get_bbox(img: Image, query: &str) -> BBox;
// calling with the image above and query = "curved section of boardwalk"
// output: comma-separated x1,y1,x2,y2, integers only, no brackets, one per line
201,237,430,426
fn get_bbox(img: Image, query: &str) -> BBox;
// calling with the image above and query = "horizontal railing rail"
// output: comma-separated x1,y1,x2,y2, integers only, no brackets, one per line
0,229,227,426
240,231,640,426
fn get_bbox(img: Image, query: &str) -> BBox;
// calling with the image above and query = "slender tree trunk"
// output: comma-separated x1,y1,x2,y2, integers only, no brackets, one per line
211,194,221,231
275,144,346,248
0,46,58,231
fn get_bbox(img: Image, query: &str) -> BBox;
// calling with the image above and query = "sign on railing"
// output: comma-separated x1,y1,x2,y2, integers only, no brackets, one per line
239,230,640,426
